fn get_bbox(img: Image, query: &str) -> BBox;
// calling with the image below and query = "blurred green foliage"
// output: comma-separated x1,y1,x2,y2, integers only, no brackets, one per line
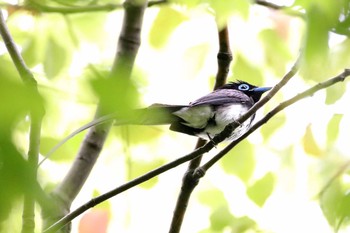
220,141,255,183
0,0,350,232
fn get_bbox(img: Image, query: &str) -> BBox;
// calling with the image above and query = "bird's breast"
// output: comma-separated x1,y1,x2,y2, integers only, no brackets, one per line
203,104,252,139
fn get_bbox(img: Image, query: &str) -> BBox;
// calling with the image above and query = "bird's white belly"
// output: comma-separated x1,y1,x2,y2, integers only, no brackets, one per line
174,104,252,140
199,104,252,140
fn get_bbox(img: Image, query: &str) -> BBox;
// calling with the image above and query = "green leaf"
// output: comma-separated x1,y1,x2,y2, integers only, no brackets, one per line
327,114,343,144
302,124,322,157
259,29,292,76
303,7,330,79
70,13,107,44
149,6,187,48
325,83,346,105
183,43,210,78
112,125,164,145
247,172,275,207
220,140,255,183
90,73,140,113
232,54,263,85
230,215,256,233
209,206,234,231
260,114,286,141
320,178,344,227
0,74,43,129
198,189,227,207
21,34,45,68
208,0,250,25
40,135,84,162
44,35,67,79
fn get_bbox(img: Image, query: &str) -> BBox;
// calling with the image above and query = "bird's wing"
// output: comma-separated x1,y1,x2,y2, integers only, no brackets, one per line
190,89,253,107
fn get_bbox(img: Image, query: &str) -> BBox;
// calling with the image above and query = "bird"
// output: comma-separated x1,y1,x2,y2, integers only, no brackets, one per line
41,80,271,164
123,80,271,140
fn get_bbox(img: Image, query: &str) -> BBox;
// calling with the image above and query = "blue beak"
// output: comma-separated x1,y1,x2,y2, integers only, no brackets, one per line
251,86,272,93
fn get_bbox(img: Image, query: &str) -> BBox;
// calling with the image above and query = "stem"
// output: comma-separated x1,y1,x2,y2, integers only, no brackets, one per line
168,24,233,233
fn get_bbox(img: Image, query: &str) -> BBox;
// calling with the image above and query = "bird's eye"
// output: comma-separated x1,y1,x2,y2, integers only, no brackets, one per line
238,84,250,91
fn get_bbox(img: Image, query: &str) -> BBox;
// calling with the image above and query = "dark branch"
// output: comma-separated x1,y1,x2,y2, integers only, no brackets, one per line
168,24,233,233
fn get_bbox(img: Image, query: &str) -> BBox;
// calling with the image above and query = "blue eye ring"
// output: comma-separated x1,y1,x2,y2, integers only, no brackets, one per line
238,83,250,91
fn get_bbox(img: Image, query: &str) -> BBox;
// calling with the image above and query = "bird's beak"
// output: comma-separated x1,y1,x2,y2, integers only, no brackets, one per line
251,86,272,93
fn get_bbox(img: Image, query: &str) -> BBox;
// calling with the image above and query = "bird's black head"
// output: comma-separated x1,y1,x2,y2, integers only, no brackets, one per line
219,80,271,103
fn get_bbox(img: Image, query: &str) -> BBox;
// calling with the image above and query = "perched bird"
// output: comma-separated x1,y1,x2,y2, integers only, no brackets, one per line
122,80,271,140
42,81,271,163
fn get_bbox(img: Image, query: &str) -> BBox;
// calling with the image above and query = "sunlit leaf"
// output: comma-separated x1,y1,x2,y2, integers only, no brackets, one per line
44,35,67,79
40,134,84,162
336,191,350,231
232,54,263,85
21,33,45,67
302,124,322,157
113,125,164,145
70,13,107,44
208,0,250,25
183,43,210,78
90,73,140,113
330,39,350,71
231,215,256,233
303,7,330,80
320,178,345,227
198,189,227,207
0,139,38,222
260,114,286,141
220,140,255,183
325,83,346,105
327,114,343,144
247,172,275,207
259,29,291,76
149,6,187,48
209,205,234,231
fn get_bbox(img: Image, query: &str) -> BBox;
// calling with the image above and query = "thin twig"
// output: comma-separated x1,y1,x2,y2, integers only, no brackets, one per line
168,24,232,233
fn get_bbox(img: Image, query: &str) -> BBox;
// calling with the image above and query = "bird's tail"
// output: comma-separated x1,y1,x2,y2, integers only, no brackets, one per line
39,104,185,166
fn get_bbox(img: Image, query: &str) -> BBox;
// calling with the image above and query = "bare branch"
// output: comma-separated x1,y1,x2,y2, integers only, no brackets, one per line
168,24,233,233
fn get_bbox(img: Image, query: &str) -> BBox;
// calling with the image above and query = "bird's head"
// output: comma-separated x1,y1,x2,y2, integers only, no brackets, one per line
219,81,272,103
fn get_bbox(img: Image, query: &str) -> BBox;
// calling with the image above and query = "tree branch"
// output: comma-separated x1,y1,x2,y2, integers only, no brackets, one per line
168,24,233,233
